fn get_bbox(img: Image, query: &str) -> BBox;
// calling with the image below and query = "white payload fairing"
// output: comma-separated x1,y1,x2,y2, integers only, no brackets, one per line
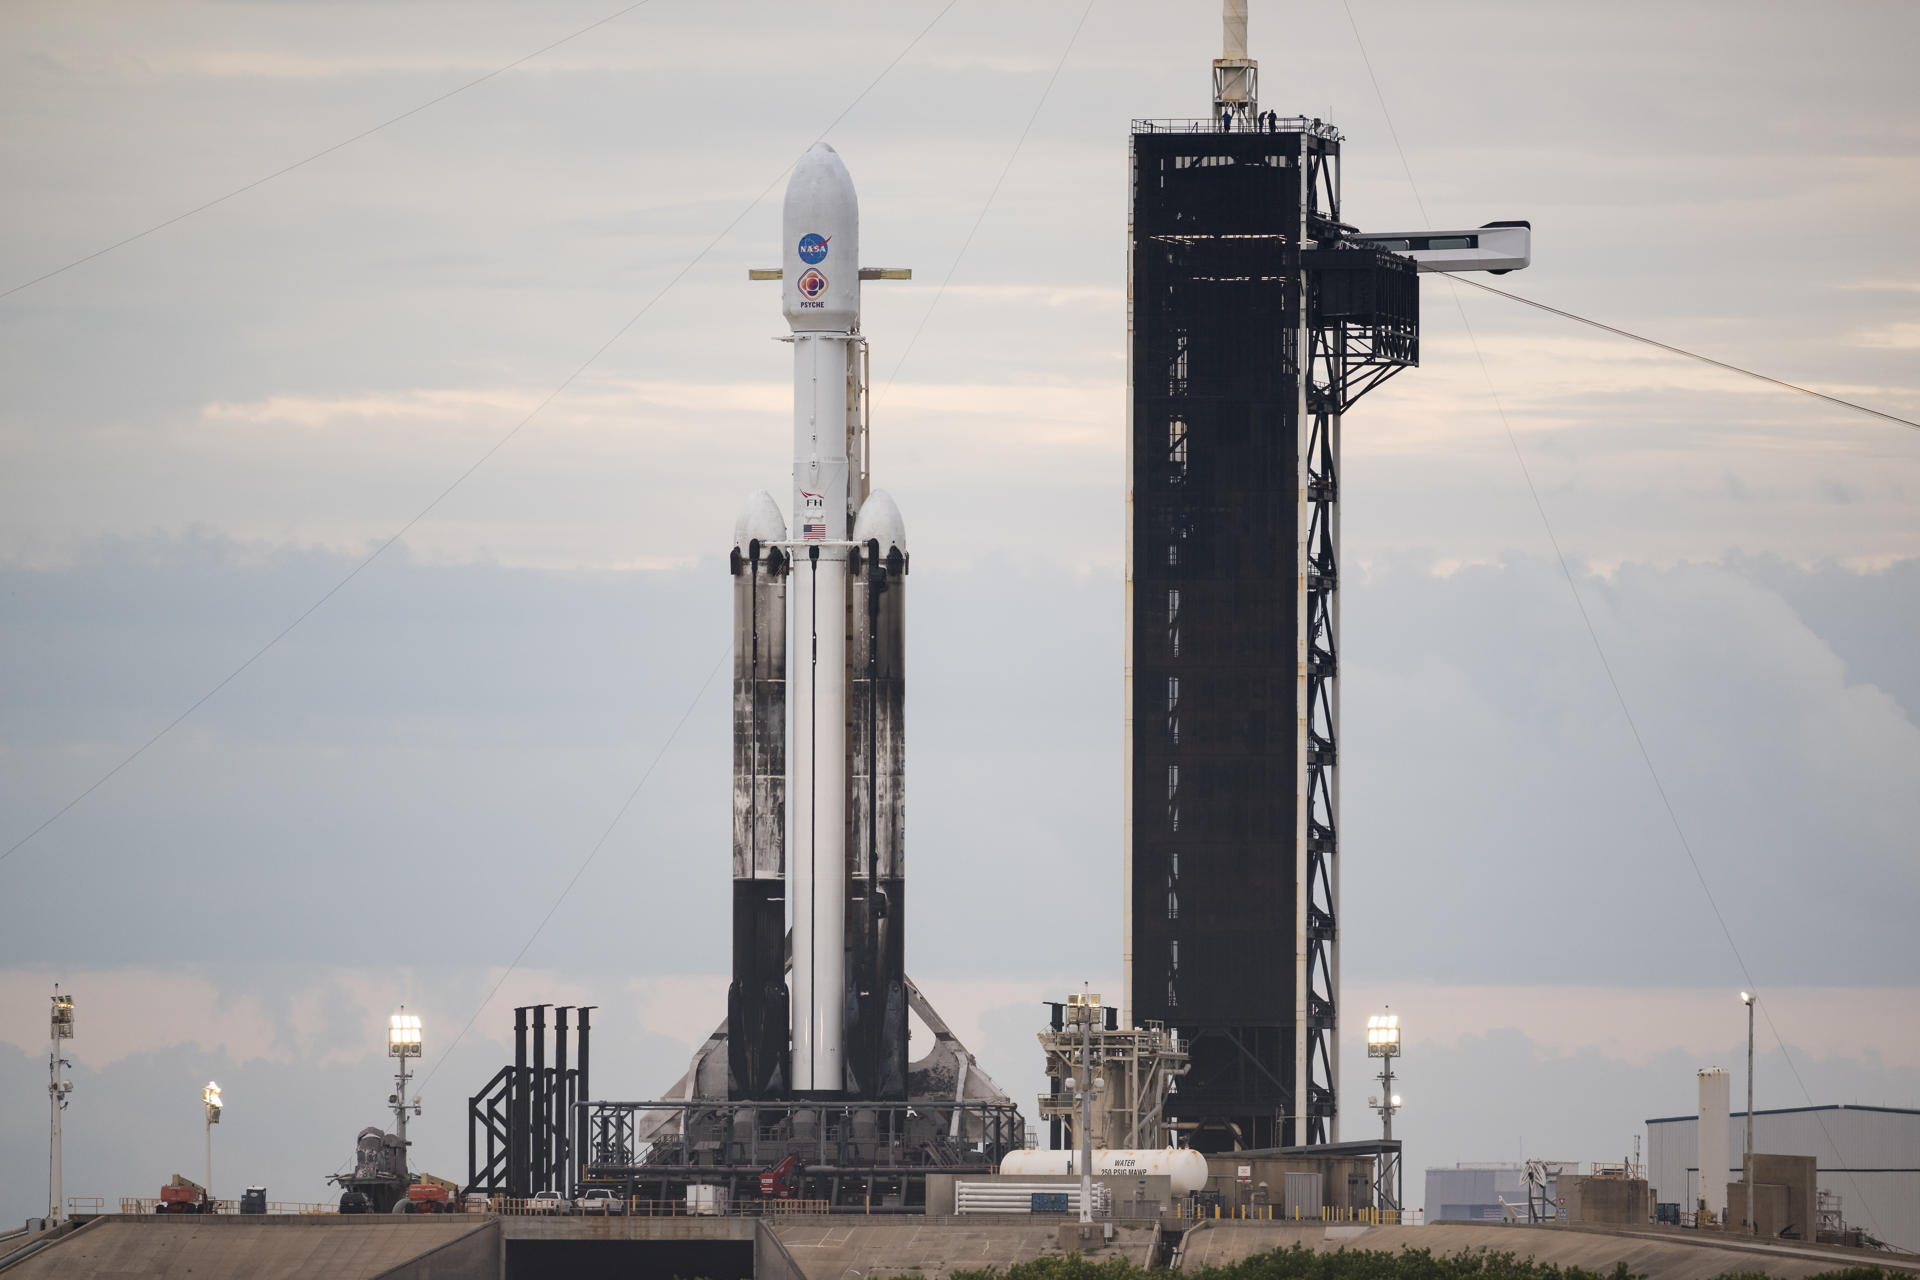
728,143,909,1100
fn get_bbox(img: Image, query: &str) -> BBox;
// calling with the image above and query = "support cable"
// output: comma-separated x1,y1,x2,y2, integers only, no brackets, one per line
416,643,728,1093
875,0,1097,402
1342,0,1889,1236
1,1,660,301
1449,276,1920,435
0,0,963,870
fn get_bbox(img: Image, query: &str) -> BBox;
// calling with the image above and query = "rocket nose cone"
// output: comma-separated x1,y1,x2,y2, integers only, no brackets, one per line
851,490,907,554
783,143,859,331
733,490,788,551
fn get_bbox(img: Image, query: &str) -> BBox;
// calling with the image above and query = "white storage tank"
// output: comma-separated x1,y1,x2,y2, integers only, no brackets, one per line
998,1148,1210,1196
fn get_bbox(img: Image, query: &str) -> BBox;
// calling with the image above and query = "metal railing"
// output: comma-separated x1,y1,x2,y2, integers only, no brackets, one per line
487,1196,834,1218
66,1197,104,1216
1173,1203,1415,1224
116,1198,339,1216
1132,117,1344,141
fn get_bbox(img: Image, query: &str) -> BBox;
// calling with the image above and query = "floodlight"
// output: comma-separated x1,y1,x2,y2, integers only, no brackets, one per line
389,1010,423,1058
1391,1094,1402,1108
1740,991,1752,1004
51,990,74,1040
203,1081,223,1123
1366,1012,1401,1058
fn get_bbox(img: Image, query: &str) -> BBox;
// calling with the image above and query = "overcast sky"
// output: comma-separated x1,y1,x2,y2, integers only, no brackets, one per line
2,0,1917,1224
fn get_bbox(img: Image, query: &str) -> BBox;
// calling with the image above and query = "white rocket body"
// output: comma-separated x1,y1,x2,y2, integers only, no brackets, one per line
784,143,860,1093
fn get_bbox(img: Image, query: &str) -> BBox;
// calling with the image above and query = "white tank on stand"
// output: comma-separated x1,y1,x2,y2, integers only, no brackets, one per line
999,1148,1210,1196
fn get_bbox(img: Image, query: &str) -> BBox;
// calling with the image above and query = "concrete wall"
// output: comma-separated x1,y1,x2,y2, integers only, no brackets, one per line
376,1220,500,1280
4,1216,493,1280
1559,1175,1649,1226
1728,1154,1818,1241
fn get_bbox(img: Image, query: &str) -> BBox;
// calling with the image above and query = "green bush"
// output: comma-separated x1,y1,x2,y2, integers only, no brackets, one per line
951,1244,1891,1280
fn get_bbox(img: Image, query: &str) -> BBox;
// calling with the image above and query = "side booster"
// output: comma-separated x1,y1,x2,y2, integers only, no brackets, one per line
728,143,910,1102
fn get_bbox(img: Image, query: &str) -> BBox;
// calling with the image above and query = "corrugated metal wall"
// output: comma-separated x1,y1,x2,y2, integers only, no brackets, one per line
1646,1105,1920,1250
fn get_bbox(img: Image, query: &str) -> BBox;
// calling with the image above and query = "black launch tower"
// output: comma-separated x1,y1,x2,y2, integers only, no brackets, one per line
1125,114,1418,1151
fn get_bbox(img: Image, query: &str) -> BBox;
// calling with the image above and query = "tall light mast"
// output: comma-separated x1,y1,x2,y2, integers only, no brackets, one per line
390,1009,423,1181
48,986,74,1222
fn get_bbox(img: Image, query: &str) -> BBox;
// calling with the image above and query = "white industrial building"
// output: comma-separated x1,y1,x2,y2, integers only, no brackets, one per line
1425,1164,1528,1222
1646,1104,1920,1252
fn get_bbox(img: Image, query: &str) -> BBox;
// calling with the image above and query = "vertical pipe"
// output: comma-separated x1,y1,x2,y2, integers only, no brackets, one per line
578,1007,593,1144
512,1007,528,1198
532,1005,548,1192
555,1007,571,1199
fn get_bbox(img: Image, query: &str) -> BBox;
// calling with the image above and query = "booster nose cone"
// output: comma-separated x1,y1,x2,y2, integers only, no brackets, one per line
851,490,907,557
733,490,788,553
782,142,860,333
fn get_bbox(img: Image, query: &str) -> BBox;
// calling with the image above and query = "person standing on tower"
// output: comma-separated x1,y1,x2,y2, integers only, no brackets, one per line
1220,107,1231,131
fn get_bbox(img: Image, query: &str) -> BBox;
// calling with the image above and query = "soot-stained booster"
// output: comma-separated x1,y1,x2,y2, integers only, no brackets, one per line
728,143,909,1101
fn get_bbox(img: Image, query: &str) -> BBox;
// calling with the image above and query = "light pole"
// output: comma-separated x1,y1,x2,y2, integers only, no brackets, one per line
202,1082,223,1199
1741,992,1755,1236
389,1009,423,1184
48,987,74,1223
1367,1011,1403,1212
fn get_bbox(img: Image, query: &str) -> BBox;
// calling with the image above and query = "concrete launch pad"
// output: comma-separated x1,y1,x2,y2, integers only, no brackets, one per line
14,1213,1918,1280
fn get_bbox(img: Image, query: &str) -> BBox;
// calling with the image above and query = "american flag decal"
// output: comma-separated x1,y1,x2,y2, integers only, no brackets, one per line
802,522,826,540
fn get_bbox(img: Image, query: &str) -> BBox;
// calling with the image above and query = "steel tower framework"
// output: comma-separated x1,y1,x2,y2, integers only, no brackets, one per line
1125,116,1417,1150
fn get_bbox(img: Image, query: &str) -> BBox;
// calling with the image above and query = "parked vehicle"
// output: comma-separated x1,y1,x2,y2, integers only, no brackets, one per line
529,1190,568,1215
575,1188,625,1216
687,1185,730,1216
239,1187,267,1215
158,1176,212,1215
405,1184,455,1214
338,1190,372,1215
760,1155,801,1200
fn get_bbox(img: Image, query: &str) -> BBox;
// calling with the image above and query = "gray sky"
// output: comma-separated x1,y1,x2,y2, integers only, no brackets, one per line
2,0,1917,1222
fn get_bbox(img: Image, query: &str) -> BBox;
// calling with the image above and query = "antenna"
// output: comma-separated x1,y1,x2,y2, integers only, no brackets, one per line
1211,0,1259,123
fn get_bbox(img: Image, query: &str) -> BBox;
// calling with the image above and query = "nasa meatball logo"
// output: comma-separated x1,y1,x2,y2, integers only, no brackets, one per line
797,233,830,264
797,267,829,305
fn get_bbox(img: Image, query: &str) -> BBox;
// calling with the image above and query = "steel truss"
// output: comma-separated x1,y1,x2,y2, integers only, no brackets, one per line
1293,137,1418,1146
